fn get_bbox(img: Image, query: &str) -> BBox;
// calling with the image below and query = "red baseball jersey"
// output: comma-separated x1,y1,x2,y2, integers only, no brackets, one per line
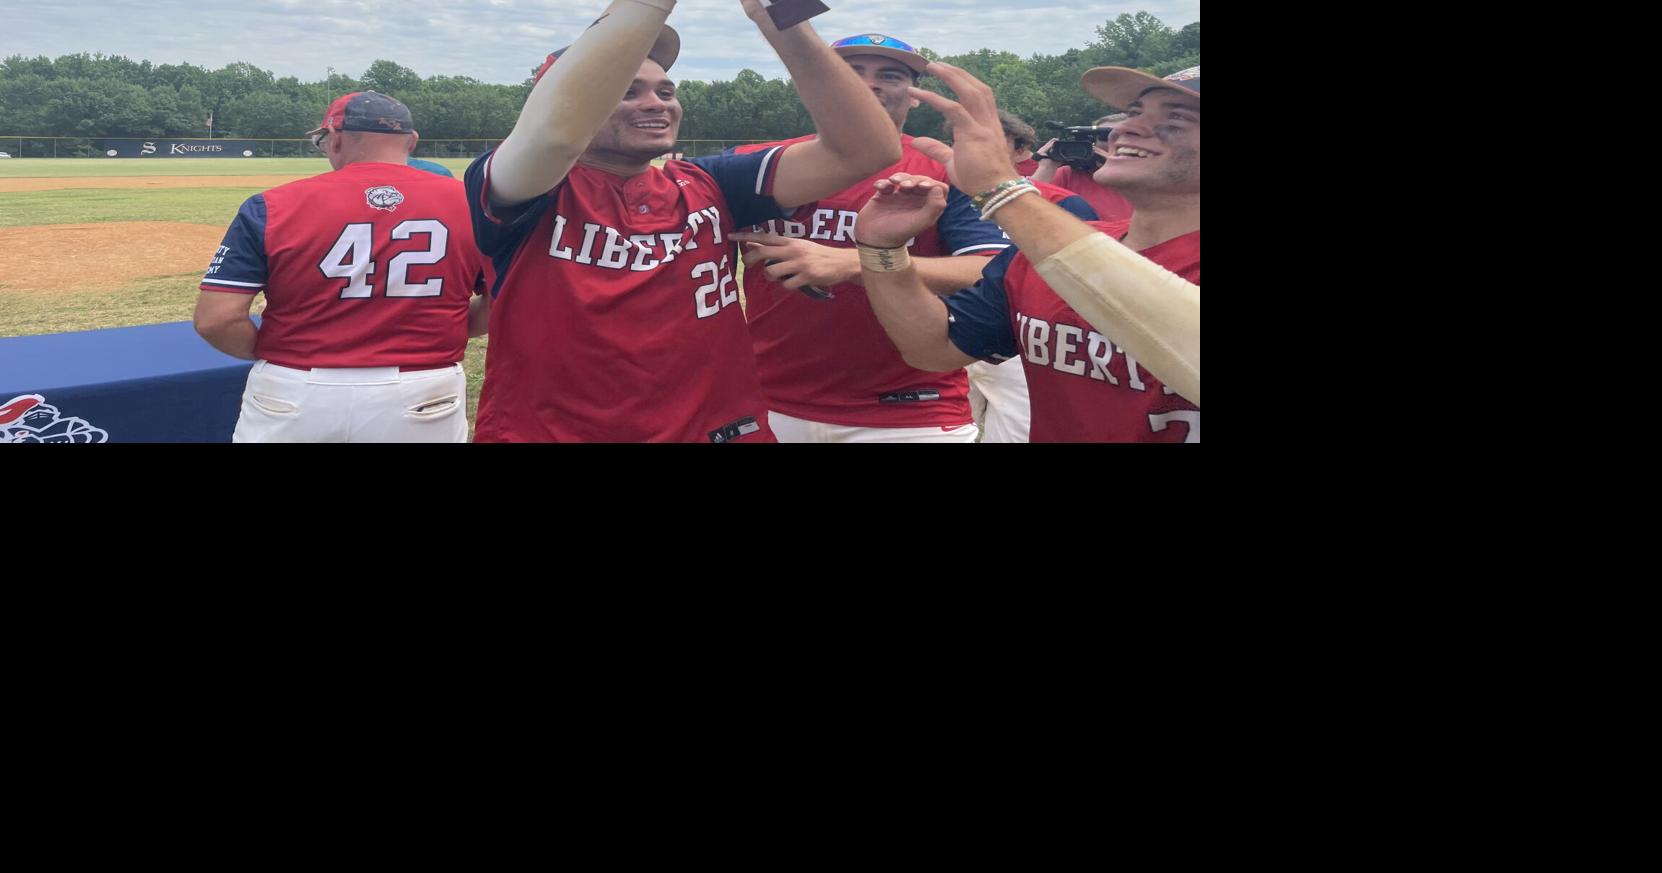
200,162,489,369
944,219,1200,442
464,148,789,443
732,136,1011,428
1051,165,1134,224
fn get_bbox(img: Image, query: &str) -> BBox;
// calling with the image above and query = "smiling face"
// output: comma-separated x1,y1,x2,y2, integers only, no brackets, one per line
841,53,920,130
584,59,684,166
1093,87,1200,196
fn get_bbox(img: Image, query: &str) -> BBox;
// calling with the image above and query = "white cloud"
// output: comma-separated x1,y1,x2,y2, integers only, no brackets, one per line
3,1,1199,85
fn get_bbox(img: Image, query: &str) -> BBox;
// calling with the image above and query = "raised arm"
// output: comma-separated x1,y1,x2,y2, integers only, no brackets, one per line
487,0,677,207
741,0,902,208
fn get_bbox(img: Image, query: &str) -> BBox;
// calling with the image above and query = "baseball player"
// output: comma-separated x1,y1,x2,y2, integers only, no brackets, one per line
962,175,1093,445
464,0,901,442
852,63,1200,442
194,91,492,442
726,33,1021,444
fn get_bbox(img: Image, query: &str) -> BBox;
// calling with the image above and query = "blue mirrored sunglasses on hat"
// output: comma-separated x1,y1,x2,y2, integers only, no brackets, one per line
831,33,920,53
830,34,929,75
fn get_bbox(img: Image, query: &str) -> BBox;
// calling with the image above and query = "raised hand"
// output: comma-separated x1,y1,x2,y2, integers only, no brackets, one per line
906,61,1022,196
853,173,948,249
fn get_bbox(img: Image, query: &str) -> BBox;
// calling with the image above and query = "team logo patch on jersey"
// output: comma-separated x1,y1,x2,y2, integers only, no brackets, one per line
1,394,110,443
365,186,405,212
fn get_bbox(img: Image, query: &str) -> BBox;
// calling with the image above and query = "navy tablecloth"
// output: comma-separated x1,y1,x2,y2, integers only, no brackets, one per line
1,321,252,443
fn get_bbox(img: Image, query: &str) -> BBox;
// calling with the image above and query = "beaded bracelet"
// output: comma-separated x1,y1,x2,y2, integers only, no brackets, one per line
970,178,1029,210
980,182,1039,221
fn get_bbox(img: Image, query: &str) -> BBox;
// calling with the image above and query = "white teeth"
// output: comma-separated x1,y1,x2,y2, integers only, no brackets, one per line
1116,147,1153,158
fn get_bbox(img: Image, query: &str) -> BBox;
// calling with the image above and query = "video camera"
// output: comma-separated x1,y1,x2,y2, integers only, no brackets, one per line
1037,123,1111,171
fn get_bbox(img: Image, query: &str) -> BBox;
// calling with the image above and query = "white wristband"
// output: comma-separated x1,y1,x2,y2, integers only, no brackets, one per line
857,243,912,273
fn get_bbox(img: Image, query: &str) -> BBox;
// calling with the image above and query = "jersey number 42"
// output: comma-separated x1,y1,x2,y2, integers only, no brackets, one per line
319,220,451,299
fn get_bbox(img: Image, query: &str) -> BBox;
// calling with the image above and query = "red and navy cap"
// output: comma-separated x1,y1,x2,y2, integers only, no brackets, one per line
1080,65,1200,111
533,23,681,86
306,91,414,137
830,33,929,76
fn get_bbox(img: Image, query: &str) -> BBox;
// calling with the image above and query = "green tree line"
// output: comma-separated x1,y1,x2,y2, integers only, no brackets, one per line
0,13,1195,144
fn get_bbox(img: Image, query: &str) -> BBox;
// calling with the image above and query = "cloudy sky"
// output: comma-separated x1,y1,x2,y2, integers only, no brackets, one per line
6,1,1199,85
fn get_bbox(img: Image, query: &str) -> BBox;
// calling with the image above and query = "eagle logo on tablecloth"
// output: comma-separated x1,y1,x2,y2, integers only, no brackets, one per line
0,394,109,443
365,186,405,212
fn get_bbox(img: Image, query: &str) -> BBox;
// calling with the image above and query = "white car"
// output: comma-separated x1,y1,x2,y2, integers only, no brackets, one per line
0,152,12,158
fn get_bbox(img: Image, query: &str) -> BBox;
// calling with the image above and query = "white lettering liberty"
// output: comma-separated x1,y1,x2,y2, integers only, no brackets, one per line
573,223,602,265
834,210,858,243
685,211,704,250
1118,345,1147,391
659,232,685,264
1086,332,1117,385
548,214,576,260
1053,324,1086,376
544,209,724,271
701,207,724,244
629,235,661,271
1018,311,1163,394
1025,317,1051,365
595,228,632,269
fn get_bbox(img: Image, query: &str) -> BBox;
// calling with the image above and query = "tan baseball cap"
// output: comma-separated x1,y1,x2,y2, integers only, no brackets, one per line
1081,65,1200,111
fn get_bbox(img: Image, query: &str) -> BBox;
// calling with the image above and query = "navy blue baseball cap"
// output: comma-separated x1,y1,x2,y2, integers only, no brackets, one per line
307,91,413,136
831,33,929,75
1081,65,1200,111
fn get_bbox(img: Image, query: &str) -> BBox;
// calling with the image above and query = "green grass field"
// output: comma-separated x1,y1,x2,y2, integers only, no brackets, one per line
0,186,258,227
0,157,487,432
